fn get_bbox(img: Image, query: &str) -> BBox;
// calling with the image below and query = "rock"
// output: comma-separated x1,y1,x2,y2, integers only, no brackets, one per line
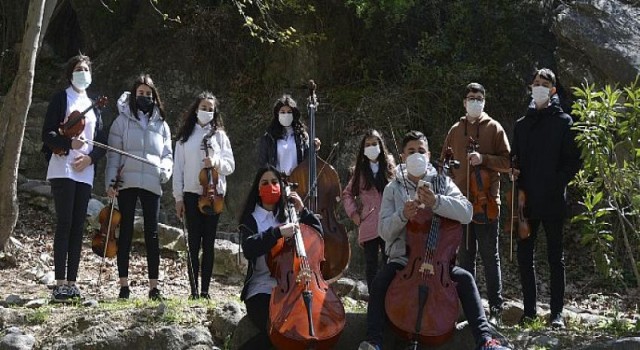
5,295,23,306
0,327,35,350
208,301,245,342
38,271,55,286
230,311,511,350
581,337,640,350
0,307,25,328
213,239,247,278
530,334,560,348
86,198,106,223
83,299,100,308
553,0,640,87
354,280,369,301
332,277,356,298
24,299,46,309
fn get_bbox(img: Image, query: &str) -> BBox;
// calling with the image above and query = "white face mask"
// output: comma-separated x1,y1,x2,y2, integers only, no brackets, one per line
363,145,380,161
465,100,484,121
531,86,551,105
71,71,92,91
197,110,214,125
279,112,293,127
405,152,430,178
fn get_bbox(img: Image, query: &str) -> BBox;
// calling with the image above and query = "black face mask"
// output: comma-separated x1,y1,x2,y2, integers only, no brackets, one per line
136,95,154,114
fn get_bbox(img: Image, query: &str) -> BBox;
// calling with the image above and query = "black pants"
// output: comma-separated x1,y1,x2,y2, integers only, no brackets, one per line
363,237,387,292
241,293,273,350
365,262,491,347
117,188,161,279
51,178,92,282
517,219,565,317
458,221,504,311
183,192,220,295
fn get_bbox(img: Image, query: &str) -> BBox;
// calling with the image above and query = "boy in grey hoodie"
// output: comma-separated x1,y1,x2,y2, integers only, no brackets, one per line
358,131,509,350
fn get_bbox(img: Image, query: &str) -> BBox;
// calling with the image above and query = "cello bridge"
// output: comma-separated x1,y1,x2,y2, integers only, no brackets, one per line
419,263,434,275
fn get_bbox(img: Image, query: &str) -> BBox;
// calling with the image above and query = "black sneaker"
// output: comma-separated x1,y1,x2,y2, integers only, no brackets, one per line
51,285,70,302
118,286,131,299
67,284,82,299
550,313,565,329
149,287,164,301
200,292,210,300
189,293,199,300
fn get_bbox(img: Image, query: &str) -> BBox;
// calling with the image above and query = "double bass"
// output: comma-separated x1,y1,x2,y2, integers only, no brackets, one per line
288,81,350,282
267,183,345,350
385,150,462,348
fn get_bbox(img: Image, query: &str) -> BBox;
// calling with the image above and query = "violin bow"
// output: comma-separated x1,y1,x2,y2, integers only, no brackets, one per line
181,216,199,297
385,115,410,198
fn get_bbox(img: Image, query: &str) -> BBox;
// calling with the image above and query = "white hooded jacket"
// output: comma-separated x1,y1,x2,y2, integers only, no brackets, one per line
378,163,472,265
105,92,173,196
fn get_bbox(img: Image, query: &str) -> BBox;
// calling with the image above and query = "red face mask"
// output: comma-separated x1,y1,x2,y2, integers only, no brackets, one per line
259,183,281,205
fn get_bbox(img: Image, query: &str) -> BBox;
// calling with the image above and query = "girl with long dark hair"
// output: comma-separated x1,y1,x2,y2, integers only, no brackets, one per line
173,91,235,299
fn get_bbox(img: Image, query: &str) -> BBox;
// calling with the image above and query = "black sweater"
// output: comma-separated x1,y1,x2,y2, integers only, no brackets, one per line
513,96,581,220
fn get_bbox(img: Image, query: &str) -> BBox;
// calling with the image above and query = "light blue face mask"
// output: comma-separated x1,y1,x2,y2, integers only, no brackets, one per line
71,71,92,91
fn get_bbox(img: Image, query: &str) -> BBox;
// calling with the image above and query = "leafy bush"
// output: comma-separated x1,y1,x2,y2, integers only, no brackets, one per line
571,79,640,287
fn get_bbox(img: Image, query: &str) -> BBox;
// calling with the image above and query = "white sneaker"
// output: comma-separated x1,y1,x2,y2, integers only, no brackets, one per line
358,341,381,350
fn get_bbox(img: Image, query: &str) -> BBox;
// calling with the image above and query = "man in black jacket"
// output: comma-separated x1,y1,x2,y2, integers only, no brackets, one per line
513,68,581,329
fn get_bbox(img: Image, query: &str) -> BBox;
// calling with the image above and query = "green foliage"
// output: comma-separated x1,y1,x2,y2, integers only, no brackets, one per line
571,79,640,287
596,308,637,337
26,307,51,325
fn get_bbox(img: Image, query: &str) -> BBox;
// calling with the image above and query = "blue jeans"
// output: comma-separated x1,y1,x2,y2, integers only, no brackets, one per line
458,221,504,311
365,263,491,346
517,219,565,316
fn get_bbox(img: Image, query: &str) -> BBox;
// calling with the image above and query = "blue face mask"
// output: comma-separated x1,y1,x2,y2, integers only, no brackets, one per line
136,95,154,114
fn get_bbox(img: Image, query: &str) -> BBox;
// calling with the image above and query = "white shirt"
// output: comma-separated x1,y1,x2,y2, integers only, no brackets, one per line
46,87,96,186
245,204,280,299
370,162,379,175
276,127,297,176
172,125,235,201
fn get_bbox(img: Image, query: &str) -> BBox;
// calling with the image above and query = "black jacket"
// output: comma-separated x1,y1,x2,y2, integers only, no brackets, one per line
41,90,107,163
239,207,323,301
256,131,309,170
513,96,581,220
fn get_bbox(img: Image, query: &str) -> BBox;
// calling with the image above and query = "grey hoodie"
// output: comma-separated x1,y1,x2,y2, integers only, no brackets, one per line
105,92,173,196
378,163,472,265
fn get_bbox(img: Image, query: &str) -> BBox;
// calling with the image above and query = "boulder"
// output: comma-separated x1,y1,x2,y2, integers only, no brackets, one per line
553,0,640,87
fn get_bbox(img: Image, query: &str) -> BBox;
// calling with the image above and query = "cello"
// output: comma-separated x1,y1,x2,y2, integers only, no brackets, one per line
385,149,462,348
288,81,350,282
267,183,345,350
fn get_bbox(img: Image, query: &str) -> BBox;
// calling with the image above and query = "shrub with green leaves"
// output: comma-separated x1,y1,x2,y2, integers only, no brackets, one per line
571,79,640,287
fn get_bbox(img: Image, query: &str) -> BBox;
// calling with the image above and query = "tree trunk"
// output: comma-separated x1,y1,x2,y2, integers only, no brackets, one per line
0,0,53,250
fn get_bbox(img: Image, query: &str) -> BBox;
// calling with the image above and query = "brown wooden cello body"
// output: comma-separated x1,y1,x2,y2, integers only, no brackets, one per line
266,223,345,348
385,209,462,346
288,157,350,282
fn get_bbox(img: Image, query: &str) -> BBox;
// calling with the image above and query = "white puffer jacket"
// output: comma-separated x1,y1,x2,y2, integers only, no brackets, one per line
105,92,173,196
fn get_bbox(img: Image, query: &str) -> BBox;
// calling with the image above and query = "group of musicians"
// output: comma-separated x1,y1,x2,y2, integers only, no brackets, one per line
42,53,581,350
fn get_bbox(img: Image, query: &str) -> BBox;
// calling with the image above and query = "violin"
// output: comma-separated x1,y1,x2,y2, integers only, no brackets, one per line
266,183,345,350
197,129,224,215
91,165,123,259
51,96,108,155
467,137,499,224
385,149,461,347
288,81,350,283
504,156,530,239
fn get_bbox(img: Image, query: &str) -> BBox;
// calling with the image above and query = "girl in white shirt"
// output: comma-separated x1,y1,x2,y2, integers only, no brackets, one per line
173,91,235,299
41,54,107,301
